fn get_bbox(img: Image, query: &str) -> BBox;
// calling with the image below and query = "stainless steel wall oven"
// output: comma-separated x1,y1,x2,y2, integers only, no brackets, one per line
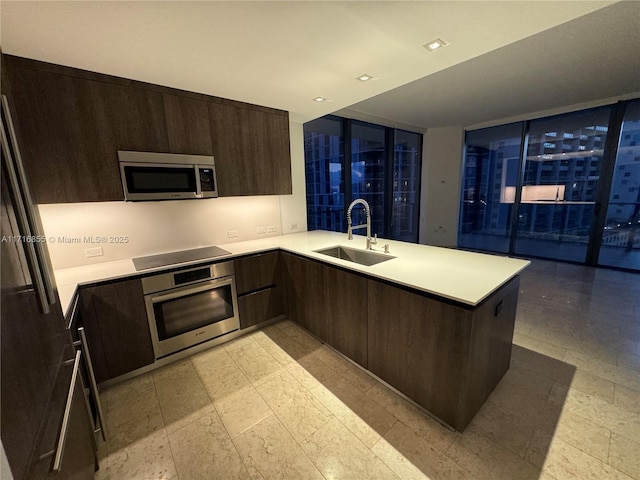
142,261,239,359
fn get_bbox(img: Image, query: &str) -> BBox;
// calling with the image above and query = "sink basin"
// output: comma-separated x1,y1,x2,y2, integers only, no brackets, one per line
313,245,395,266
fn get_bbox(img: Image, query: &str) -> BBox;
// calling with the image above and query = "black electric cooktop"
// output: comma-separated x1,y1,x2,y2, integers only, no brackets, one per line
132,245,231,271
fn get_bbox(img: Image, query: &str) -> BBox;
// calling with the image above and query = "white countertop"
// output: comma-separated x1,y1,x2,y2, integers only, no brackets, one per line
55,230,530,316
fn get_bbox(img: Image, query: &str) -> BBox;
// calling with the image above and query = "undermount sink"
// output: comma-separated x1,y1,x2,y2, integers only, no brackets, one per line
313,245,396,266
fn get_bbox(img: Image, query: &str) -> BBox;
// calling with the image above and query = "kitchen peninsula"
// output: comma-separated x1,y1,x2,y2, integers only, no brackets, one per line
56,230,529,431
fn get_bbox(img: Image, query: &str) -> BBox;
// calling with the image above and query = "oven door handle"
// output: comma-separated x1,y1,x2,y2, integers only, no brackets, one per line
149,277,233,304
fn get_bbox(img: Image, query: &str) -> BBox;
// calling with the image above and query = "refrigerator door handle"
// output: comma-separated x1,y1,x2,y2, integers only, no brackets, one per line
0,108,50,314
1,94,57,307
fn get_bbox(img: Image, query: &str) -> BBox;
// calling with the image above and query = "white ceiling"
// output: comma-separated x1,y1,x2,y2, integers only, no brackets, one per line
343,1,640,130
1,1,620,125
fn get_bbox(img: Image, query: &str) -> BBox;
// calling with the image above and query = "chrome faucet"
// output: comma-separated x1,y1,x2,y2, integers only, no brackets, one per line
347,198,377,250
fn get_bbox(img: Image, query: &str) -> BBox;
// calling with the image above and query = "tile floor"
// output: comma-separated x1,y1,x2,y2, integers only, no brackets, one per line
95,259,640,480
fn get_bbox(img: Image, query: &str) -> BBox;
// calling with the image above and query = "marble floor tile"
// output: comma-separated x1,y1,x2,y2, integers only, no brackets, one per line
609,431,640,480
192,347,252,403
527,431,634,480
373,421,475,480
167,410,250,479
366,383,456,452
106,408,165,454
315,373,397,439
227,339,286,386
311,345,378,393
214,383,273,438
105,373,161,430
554,409,612,462
549,383,640,443
233,414,324,479
301,417,399,480
614,383,640,414
467,402,535,458
153,360,214,433
445,426,539,480
256,371,333,442
100,424,176,480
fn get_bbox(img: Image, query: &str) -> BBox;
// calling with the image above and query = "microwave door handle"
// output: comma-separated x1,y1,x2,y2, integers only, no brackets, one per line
194,165,202,198
0,111,50,314
1,95,57,306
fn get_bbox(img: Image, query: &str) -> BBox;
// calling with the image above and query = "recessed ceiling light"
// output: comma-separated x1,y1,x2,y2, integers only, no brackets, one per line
313,97,327,102
423,38,450,51
356,74,374,82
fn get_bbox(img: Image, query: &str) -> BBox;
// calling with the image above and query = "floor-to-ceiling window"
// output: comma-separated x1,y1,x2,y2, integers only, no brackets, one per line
514,106,612,262
304,116,422,242
459,123,523,253
459,99,640,271
599,99,640,270
304,116,345,232
351,121,386,236
392,130,422,242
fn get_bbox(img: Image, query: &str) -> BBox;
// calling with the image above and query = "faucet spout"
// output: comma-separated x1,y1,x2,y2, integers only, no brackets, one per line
347,198,375,249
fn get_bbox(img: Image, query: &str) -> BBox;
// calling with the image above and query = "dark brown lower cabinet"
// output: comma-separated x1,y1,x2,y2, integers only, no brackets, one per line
281,253,368,366
368,276,520,431
282,253,328,342
238,288,284,329
235,251,284,329
79,279,154,383
27,354,96,480
324,266,368,368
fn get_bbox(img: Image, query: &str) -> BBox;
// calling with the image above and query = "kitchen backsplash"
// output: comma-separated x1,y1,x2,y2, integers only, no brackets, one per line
39,196,287,269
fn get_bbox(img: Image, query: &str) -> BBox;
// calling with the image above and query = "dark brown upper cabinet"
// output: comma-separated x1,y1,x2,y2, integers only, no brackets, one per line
4,55,292,203
209,101,292,196
5,58,169,203
162,93,213,155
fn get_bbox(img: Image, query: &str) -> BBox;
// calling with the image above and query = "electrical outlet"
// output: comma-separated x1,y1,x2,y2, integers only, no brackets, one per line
288,223,298,230
84,247,103,258
256,226,266,234
227,230,239,238
266,225,276,233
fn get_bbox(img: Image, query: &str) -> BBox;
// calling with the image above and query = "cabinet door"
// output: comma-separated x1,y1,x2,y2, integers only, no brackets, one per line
234,251,280,294
162,93,213,155
6,60,169,203
209,102,292,196
238,288,284,329
281,253,327,341
325,268,368,368
367,280,471,426
80,279,154,382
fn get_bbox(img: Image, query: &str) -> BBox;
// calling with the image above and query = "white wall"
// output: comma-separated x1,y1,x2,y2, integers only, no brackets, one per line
1,441,14,480
39,120,307,270
279,121,307,235
419,127,464,247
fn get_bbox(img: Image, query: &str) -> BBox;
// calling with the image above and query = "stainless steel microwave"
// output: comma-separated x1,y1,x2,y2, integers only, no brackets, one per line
118,151,218,201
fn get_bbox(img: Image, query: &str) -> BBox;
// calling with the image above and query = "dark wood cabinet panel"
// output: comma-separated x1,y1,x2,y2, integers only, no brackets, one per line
163,93,213,155
325,267,368,368
5,55,292,201
234,251,280,294
367,280,471,426
80,279,154,382
5,58,169,203
461,276,520,426
209,102,292,196
281,253,328,342
235,251,284,329
238,287,284,329
27,357,96,480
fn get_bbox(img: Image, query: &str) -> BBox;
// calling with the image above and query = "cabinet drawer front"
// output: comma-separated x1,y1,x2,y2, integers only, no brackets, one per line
234,251,280,294
238,287,283,329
